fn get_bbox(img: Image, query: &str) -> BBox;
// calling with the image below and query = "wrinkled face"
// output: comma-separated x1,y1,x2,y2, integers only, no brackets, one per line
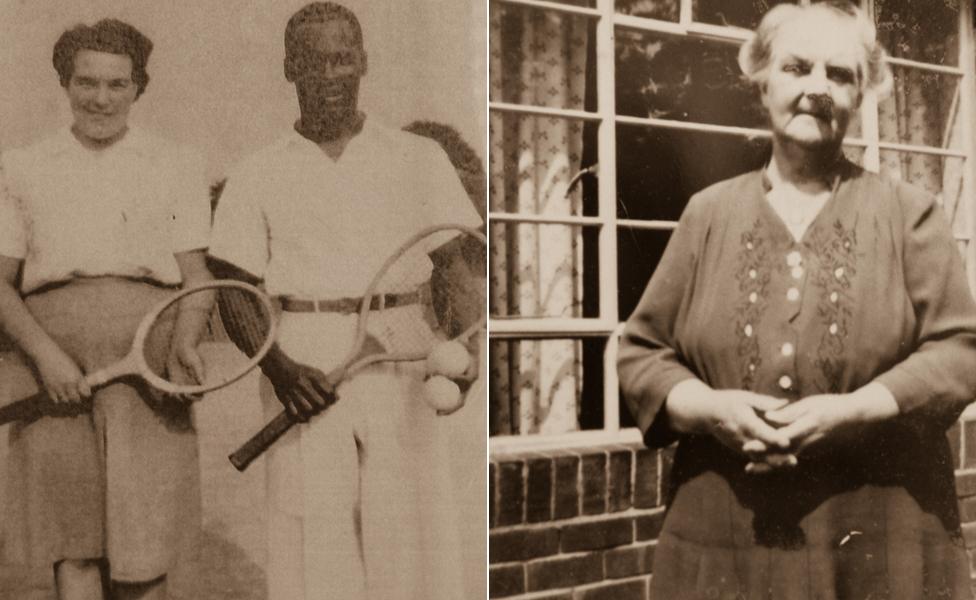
67,49,138,144
761,10,864,150
288,19,366,126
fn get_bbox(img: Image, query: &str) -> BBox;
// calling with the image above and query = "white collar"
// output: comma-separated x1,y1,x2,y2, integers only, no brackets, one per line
48,125,152,158
281,116,376,155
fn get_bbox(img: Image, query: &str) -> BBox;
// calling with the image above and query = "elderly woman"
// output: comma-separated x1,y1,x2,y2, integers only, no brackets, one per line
0,19,211,600
618,2,976,598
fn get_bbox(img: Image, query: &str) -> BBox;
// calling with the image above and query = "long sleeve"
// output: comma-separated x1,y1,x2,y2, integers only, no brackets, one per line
617,193,708,447
874,183,976,423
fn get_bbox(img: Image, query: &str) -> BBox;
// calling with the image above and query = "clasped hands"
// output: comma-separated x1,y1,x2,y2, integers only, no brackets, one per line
666,379,898,475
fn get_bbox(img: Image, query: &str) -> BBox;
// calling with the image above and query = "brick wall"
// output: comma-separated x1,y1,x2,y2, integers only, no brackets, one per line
490,419,976,599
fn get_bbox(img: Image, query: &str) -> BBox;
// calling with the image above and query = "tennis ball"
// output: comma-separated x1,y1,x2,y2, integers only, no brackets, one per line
426,340,472,378
422,375,463,412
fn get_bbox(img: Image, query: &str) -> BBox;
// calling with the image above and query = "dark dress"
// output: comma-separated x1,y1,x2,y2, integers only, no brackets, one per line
618,160,976,599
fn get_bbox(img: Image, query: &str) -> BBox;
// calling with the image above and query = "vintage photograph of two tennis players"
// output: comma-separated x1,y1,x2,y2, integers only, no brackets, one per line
0,2,486,599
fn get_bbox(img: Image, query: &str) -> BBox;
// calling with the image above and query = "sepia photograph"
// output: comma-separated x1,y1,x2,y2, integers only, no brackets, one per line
489,0,976,598
0,1,486,599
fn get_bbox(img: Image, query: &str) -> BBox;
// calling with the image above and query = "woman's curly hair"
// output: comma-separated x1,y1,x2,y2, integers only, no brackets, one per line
53,19,153,98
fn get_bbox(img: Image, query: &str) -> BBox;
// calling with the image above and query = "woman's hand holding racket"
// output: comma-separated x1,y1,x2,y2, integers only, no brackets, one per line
0,280,279,425
32,343,92,403
228,224,486,472
166,341,208,390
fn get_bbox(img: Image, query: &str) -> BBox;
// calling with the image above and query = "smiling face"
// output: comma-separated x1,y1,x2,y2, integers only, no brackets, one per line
286,18,367,133
67,49,138,146
761,9,864,151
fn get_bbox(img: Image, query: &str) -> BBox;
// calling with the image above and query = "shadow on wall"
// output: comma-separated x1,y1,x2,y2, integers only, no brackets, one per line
171,526,267,600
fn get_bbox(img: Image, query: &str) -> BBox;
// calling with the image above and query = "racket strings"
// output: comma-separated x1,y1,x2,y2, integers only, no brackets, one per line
361,229,485,363
216,286,272,358
430,233,486,340
365,245,440,361
142,284,274,386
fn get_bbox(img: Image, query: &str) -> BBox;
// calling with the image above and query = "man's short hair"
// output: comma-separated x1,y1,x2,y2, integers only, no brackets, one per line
285,2,364,58
53,19,153,98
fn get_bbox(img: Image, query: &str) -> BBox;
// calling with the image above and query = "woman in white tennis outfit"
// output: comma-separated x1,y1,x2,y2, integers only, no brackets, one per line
0,19,211,600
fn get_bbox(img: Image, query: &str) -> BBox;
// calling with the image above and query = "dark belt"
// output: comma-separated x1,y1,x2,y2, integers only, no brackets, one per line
23,275,178,298
280,288,426,314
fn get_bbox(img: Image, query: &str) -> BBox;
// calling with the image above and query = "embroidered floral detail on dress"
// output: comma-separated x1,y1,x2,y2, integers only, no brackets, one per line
807,219,857,393
734,219,771,390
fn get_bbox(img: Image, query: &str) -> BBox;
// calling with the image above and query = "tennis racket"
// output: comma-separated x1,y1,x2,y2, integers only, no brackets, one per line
228,223,486,472
0,279,278,425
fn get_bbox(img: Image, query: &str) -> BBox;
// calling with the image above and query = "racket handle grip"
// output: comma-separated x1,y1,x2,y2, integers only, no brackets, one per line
228,410,294,472
0,394,45,426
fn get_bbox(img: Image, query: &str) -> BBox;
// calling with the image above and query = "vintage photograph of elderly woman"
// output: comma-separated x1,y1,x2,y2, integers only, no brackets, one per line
489,0,976,599
0,2,486,600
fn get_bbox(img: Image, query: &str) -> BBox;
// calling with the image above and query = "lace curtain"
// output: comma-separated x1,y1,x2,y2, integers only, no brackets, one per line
489,5,588,435
874,0,976,292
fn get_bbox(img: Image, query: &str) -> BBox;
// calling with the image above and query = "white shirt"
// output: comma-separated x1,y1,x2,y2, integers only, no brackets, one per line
208,119,482,299
0,127,210,293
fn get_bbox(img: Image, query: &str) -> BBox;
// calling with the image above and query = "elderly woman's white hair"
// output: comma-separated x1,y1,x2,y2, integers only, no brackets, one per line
737,1,892,97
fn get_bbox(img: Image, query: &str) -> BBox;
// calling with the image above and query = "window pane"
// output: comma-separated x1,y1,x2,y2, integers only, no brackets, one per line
615,28,766,128
693,0,796,29
489,222,598,319
878,66,959,145
490,113,596,217
489,1,595,111
490,337,608,435
615,0,678,20
616,127,770,222
879,150,964,208
876,0,959,66
617,227,674,319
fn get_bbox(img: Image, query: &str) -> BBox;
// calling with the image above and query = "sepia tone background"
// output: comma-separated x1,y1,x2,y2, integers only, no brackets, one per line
0,1,486,599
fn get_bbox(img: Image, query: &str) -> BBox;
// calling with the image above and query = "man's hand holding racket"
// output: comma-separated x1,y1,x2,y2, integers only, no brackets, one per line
260,348,337,422
262,333,387,421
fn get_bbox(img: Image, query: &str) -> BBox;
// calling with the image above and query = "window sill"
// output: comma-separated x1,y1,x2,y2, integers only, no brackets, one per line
490,427,643,459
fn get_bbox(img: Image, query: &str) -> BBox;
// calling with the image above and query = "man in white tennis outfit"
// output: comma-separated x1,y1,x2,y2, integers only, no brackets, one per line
207,3,482,599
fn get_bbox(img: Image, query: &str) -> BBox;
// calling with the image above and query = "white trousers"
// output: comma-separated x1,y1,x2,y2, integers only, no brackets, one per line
263,309,467,600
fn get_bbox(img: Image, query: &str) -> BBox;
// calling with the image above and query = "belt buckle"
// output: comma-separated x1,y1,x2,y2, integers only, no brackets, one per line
377,293,386,311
